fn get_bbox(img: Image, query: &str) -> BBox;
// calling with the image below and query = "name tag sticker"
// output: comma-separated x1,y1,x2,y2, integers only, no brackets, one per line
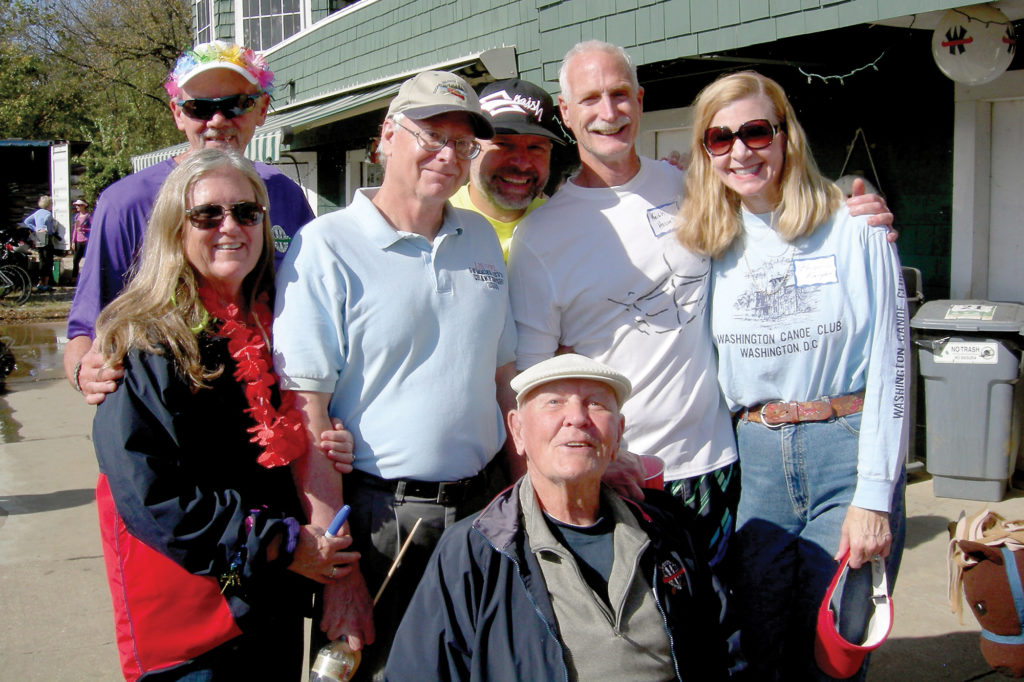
646,201,678,238
794,256,838,286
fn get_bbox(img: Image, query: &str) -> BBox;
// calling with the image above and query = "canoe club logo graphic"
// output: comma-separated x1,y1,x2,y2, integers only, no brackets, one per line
434,81,467,101
479,89,545,122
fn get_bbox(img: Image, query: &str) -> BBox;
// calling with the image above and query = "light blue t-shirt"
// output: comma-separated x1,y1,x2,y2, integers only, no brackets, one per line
711,206,909,511
272,188,516,481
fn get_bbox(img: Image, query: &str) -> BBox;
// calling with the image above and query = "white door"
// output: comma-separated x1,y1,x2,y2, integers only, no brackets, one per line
272,151,319,218
637,107,693,164
952,71,1024,301
988,98,1024,302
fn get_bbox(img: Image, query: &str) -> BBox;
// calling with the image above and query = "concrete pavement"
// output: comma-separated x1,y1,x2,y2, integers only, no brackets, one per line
0,321,1022,680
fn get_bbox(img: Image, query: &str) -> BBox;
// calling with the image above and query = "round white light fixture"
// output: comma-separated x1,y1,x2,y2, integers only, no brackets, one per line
932,4,1016,85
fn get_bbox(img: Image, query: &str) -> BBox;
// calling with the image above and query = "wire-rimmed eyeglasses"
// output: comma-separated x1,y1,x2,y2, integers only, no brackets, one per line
394,121,481,160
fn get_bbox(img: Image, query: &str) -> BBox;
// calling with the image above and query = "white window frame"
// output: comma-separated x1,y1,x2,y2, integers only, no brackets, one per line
234,0,310,52
193,0,213,44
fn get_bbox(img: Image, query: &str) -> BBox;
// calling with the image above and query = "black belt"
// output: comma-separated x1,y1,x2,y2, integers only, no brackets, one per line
346,462,492,506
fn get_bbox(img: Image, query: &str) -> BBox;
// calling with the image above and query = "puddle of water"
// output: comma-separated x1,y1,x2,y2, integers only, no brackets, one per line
0,321,68,385
0,321,68,444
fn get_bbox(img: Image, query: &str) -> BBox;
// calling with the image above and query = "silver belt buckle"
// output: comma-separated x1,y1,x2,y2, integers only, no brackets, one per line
759,401,787,430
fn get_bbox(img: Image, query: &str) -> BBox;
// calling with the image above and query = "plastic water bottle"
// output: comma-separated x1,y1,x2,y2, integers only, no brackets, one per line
309,637,361,682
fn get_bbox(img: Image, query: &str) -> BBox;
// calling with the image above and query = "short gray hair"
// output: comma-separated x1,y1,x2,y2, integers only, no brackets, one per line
558,40,639,101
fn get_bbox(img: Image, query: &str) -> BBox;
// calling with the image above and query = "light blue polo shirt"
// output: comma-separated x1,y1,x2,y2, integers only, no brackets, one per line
273,188,516,481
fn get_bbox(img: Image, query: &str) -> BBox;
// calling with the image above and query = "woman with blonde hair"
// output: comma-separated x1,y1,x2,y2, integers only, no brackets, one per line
92,147,357,680
677,71,907,680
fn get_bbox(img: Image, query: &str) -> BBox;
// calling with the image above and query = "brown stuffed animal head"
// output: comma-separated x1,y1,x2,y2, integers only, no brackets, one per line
959,540,1024,678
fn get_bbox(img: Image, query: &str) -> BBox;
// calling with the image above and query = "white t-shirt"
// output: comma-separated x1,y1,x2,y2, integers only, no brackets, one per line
508,158,737,480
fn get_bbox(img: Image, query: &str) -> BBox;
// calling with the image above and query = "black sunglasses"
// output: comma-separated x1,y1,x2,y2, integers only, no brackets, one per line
703,119,786,156
176,94,260,121
185,202,266,230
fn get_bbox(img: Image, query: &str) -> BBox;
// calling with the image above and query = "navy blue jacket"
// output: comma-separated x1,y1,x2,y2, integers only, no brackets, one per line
385,480,730,681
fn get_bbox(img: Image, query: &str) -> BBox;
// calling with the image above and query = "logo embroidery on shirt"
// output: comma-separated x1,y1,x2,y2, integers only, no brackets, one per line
271,224,290,253
660,552,691,595
470,263,504,290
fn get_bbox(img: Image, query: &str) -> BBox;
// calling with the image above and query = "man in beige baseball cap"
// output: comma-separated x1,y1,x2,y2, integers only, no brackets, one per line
273,68,512,679
386,70,494,138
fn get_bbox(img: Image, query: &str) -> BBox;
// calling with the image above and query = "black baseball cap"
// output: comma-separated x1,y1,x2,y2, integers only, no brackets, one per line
478,79,566,145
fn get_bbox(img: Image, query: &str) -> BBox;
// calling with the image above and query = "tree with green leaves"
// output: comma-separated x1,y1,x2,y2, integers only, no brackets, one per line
2,0,191,203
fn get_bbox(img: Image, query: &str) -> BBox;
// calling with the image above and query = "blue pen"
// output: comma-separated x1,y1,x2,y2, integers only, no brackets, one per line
325,504,351,538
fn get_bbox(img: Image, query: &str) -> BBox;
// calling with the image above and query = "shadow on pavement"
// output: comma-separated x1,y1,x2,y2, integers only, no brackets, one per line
0,487,95,515
870,630,1001,680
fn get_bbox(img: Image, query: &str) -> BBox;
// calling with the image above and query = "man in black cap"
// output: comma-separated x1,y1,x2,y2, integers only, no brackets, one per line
449,78,566,259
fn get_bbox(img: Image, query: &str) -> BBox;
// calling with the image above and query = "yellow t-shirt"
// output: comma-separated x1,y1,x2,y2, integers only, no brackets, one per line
449,184,546,262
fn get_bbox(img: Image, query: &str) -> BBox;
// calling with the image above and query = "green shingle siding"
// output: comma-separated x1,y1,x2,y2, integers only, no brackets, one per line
736,17,776,46
837,0,879,27
770,0,803,14
775,11,807,39
718,0,740,25
740,0,771,22
635,5,666,44
186,0,958,104
663,0,691,37
690,1,718,32
804,5,840,32
607,12,637,45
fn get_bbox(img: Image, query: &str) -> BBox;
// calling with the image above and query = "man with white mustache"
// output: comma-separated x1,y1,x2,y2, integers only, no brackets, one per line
507,40,894,567
449,78,567,259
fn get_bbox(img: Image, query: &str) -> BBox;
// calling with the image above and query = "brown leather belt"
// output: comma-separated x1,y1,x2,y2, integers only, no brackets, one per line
742,391,865,430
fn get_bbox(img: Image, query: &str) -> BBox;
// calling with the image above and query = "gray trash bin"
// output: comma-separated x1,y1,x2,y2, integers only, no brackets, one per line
911,300,1024,501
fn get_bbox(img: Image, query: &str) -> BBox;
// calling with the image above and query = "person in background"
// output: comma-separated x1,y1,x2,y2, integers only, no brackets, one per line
676,71,907,681
91,148,357,681
64,40,314,405
386,354,729,681
71,198,91,281
25,195,57,292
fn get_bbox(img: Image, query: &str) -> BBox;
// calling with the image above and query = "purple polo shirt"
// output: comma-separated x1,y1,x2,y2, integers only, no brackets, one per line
67,158,314,340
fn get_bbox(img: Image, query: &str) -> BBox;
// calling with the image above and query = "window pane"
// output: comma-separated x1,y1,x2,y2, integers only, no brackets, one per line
284,0,299,12
270,16,282,45
244,19,258,50
271,0,282,14
260,0,272,14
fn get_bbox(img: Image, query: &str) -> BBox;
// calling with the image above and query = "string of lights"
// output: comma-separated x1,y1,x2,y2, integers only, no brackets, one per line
951,7,1012,28
798,51,887,85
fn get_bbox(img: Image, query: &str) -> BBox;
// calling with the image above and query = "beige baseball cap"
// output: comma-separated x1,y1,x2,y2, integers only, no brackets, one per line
387,71,494,138
510,354,632,407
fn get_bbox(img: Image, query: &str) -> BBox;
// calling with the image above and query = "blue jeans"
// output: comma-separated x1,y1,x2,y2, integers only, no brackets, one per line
731,413,906,681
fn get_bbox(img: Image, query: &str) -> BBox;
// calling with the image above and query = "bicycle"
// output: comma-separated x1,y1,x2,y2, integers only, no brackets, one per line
0,263,31,306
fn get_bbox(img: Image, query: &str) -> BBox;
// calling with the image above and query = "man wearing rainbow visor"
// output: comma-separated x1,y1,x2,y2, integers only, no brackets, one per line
64,41,314,402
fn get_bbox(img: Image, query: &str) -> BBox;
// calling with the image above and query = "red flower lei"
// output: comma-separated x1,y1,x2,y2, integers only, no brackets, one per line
199,289,307,468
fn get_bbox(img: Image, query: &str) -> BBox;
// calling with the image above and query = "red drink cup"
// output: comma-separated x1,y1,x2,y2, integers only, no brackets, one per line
640,454,665,490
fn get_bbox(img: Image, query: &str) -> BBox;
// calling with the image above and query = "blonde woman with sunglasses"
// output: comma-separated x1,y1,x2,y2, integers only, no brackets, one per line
91,148,357,681
677,71,908,681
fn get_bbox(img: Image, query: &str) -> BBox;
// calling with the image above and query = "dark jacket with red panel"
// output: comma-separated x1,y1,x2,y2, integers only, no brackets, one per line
93,337,310,680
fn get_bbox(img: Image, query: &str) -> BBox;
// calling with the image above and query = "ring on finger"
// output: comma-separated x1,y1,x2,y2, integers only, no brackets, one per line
329,565,337,579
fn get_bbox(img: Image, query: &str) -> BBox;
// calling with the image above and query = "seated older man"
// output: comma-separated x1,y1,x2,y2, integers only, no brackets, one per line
384,354,729,681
